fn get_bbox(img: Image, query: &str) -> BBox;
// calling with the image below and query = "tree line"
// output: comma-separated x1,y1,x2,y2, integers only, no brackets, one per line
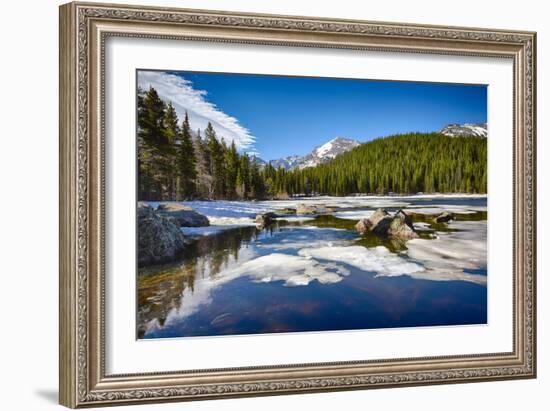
138,86,487,201
286,133,487,196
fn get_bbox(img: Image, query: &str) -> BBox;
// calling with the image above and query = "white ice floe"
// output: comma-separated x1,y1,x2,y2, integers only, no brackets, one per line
405,220,487,284
407,206,477,215
333,209,375,220
277,215,315,223
257,238,348,251
228,253,349,287
412,222,433,232
299,246,424,277
207,216,256,226
298,243,486,285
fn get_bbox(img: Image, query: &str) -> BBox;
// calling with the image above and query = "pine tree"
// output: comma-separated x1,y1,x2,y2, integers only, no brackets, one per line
137,86,167,199
162,102,179,198
225,140,239,199
176,111,197,199
236,154,250,199
249,156,264,198
205,122,224,198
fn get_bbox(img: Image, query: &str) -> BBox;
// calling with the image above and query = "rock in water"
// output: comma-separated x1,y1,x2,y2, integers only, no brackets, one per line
138,203,187,266
255,212,277,229
296,204,333,215
296,204,317,215
355,219,370,234
433,211,455,223
369,208,391,227
275,207,297,216
355,208,389,234
387,210,418,239
355,208,418,239
156,203,210,227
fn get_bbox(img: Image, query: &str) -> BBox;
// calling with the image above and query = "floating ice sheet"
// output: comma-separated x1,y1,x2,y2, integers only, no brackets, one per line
405,220,487,284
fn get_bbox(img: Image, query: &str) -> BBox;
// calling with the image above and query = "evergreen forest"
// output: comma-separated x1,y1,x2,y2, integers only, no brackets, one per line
138,86,487,201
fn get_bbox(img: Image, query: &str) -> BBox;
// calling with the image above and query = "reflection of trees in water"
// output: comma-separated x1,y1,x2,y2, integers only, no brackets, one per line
138,211,488,337
137,226,260,337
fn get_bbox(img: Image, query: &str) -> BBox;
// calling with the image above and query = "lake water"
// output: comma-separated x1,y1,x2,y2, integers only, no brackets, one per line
138,195,487,339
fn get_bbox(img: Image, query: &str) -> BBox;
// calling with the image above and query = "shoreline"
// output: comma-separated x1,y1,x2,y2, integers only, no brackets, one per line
141,193,488,204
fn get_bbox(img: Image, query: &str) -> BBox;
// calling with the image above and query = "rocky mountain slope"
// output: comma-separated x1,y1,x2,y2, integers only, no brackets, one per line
266,137,360,170
439,122,487,137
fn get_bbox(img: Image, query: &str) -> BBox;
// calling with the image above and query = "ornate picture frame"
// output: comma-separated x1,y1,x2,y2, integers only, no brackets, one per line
59,2,536,408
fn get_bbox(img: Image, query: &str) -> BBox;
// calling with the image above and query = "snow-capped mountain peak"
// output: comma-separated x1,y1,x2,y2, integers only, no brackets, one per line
266,137,360,170
439,122,487,137
313,137,359,159
299,137,360,169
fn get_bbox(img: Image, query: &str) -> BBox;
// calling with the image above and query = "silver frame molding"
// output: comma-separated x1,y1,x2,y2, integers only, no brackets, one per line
59,2,537,408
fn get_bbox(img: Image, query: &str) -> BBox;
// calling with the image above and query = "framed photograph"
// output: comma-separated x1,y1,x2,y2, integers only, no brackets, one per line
59,2,537,408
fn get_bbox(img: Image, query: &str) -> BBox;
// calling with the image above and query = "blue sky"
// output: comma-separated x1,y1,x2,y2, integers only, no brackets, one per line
138,70,487,161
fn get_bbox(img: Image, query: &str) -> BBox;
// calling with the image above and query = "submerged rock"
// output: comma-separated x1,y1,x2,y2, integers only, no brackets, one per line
138,202,187,266
433,211,455,223
156,203,210,227
355,208,418,239
255,212,277,229
275,207,297,216
296,204,333,215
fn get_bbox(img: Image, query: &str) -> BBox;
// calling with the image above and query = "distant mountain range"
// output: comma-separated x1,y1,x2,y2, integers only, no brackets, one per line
257,123,486,171
261,137,360,170
439,122,487,137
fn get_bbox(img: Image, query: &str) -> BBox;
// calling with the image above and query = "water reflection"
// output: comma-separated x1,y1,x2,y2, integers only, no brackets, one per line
138,199,488,339
138,226,260,337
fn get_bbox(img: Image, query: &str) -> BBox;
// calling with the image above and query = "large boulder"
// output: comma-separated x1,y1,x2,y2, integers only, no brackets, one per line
355,208,389,234
138,203,187,266
255,212,277,229
156,203,210,227
387,210,418,239
355,208,418,239
433,211,455,223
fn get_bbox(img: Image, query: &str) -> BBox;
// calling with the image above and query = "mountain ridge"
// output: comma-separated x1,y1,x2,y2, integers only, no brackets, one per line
257,122,487,171
263,137,360,170
439,122,487,137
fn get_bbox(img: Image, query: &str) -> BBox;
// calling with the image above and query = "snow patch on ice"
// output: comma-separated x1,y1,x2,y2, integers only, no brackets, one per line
405,220,487,284
299,246,425,277
222,253,350,287
413,222,433,232
333,209,375,220
408,206,477,215
207,216,255,226
298,244,486,285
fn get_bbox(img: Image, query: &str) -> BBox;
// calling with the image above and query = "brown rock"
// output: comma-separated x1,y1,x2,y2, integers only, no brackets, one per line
255,212,277,229
355,208,418,239
433,211,455,223
137,202,187,266
156,203,210,227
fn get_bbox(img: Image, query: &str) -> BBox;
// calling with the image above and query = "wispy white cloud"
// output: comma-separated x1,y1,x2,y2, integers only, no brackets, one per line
137,71,256,152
